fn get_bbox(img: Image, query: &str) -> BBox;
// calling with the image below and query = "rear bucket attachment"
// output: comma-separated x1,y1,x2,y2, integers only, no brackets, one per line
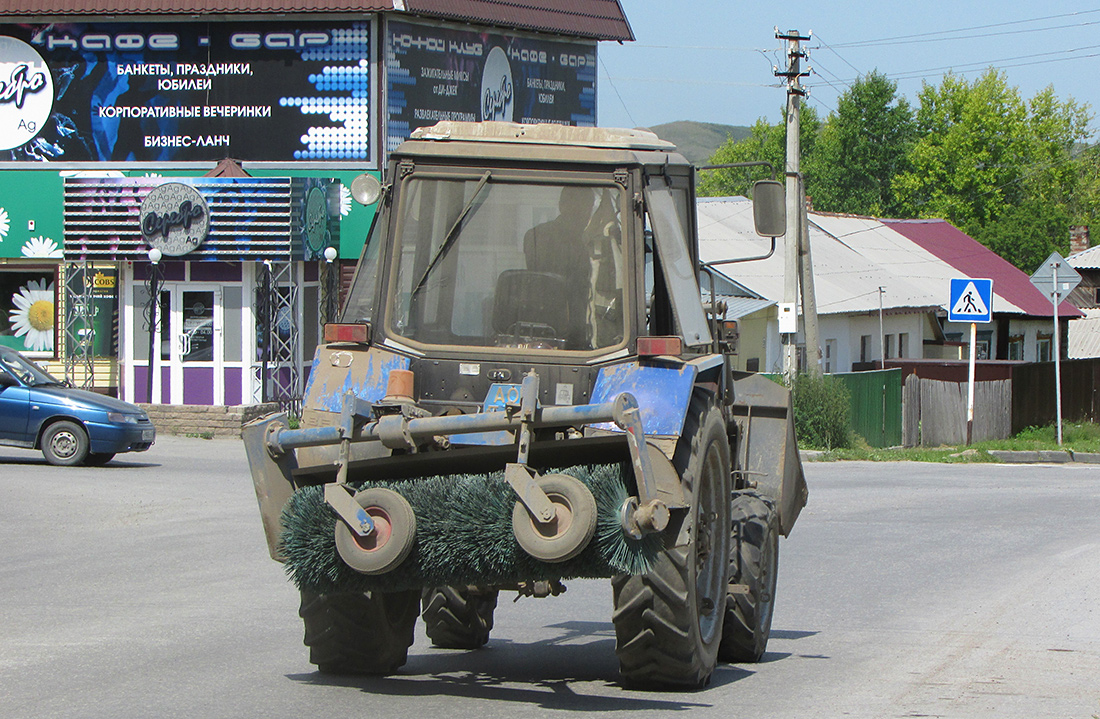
730,373,809,536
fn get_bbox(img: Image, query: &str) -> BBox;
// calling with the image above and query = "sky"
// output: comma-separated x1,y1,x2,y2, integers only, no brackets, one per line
597,1,1100,136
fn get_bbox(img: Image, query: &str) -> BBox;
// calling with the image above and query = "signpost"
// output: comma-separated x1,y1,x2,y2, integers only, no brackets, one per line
949,278,994,444
1029,252,1082,446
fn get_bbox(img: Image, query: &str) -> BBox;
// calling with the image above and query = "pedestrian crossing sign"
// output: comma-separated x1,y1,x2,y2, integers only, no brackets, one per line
948,278,993,323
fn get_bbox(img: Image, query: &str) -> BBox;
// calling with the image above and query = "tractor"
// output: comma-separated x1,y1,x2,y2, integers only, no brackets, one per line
244,121,807,688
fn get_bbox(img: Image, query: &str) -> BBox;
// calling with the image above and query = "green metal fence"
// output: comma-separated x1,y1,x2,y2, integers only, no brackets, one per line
833,369,902,448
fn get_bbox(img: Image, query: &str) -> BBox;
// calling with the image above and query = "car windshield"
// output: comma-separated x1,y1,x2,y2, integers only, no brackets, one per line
0,349,62,386
387,175,626,352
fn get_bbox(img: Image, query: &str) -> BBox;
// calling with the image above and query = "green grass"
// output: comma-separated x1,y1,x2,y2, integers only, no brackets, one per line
802,421,1100,462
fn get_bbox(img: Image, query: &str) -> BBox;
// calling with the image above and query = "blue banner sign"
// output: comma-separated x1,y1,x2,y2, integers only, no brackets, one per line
1,21,373,162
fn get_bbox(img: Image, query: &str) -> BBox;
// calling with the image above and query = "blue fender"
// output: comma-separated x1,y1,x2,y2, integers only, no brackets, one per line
591,360,698,438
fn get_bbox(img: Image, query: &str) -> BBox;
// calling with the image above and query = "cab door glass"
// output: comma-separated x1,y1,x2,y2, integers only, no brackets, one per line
643,176,711,346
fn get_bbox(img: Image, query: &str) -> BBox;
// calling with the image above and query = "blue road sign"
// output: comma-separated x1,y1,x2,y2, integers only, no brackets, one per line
946,277,998,323
948,278,993,323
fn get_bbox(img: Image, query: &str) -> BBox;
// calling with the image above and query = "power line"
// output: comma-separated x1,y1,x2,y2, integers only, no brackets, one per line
829,9,1100,48
872,50,1100,84
811,32,863,77
837,19,1100,48
607,75,783,90
598,55,637,128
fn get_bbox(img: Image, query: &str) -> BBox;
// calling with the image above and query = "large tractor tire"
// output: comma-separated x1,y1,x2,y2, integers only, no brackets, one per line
719,492,779,663
299,588,419,675
421,586,499,649
612,393,732,688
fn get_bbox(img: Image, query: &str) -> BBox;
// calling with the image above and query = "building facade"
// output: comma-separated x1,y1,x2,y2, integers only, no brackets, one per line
0,1,632,409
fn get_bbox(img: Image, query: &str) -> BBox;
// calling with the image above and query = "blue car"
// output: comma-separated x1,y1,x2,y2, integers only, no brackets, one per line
0,346,155,466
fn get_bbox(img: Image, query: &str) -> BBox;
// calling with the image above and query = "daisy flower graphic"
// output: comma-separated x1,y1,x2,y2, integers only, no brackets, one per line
9,279,56,352
0,207,9,239
21,236,63,258
340,184,352,216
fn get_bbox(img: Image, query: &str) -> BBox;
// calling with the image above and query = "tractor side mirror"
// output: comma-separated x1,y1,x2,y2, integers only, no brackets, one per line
752,180,786,238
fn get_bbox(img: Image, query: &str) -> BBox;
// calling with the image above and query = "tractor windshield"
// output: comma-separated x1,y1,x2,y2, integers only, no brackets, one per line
386,174,626,353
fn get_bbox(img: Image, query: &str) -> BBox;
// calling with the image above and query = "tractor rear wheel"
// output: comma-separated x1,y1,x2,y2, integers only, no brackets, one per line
612,393,732,688
299,588,419,675
421,586,499,649
719,492,779,663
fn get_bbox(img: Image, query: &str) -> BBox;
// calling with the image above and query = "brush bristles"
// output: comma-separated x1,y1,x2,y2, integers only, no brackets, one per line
279,464,663,593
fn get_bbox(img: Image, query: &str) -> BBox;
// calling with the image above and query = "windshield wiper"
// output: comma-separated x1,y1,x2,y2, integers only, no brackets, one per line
409,171,492,300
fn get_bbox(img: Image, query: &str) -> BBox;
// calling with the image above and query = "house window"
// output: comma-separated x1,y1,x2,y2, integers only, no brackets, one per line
796,344,806,372
884,334,895,359
1008,335,1024,361
976,330,992,360
825,339,836,373
746,357,760,372
1037,333,1052,362
898,332,909,359
860,334,872,363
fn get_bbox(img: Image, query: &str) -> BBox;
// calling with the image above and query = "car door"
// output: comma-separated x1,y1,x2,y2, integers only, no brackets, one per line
0,367,31,444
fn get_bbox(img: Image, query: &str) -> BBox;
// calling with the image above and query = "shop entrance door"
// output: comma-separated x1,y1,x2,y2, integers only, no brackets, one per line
166,284,223,405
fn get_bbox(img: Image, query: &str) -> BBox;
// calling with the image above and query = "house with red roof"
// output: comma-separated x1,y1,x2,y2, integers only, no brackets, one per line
699,198,1081,372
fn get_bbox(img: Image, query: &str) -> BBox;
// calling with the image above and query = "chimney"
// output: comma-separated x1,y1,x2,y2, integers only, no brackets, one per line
1070,225,1090,255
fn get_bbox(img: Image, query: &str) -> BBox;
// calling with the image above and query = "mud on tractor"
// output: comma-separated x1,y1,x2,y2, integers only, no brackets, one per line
244,121,808,688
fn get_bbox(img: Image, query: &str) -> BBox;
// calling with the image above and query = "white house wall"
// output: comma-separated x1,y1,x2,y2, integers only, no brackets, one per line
763,311,930,373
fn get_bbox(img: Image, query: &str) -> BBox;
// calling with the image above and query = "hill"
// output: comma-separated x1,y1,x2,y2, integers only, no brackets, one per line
648,121,751,164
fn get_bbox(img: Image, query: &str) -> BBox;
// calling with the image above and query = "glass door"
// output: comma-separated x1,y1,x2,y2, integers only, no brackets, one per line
168,284,223,405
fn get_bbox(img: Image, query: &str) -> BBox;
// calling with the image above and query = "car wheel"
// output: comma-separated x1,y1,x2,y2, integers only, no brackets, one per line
41,421,90,466
85,452,116,466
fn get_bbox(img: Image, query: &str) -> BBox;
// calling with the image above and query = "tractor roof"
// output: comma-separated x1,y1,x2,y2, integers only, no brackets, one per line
398,122,688,169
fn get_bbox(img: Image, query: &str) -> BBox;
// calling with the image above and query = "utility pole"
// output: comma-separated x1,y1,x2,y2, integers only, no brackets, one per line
775,29,817,377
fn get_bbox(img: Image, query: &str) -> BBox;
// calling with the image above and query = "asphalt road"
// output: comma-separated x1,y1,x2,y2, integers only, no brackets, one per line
1,437,1098,718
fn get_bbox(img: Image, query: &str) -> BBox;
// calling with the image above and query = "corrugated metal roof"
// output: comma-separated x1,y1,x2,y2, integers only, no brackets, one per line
1069,308,1100,358
698,200,1076,321
0,0,394,13
882,218,1081,318
0,0,634,40
717,296,775,321
697,198,939,316
404,0,633,41
1068,244,1100,270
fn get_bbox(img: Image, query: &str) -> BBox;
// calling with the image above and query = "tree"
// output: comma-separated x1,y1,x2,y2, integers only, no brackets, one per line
807,71,915,216
892,70,1094,269
697,105,820,198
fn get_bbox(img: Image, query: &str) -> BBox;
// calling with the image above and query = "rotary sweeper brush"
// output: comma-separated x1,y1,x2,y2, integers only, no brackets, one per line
243,121,808,689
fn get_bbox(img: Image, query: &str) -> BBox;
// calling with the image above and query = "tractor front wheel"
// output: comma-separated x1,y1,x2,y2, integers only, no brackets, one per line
299,589,419,675
719,492,779,663
421,586,499,649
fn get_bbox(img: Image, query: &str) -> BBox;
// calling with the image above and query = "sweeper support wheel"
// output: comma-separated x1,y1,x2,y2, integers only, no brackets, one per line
511,473,598,563
334,487,417,575
299,589,419,675
611,394,732,688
